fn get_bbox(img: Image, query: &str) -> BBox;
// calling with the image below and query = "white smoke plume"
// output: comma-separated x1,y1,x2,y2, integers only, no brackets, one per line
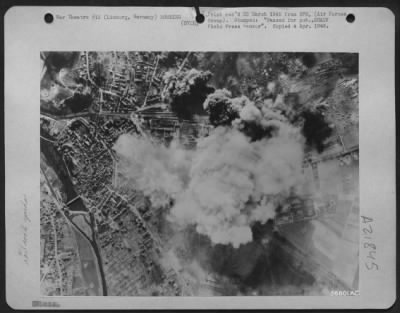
170,125,303,247
113,98,305,248
113,135,192,208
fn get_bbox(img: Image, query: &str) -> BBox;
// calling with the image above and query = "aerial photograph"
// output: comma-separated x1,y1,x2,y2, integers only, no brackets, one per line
40,51,359,296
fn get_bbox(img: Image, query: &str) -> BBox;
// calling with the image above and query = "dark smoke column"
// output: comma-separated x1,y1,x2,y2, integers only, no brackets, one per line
163,69,214,119
203,89,239,126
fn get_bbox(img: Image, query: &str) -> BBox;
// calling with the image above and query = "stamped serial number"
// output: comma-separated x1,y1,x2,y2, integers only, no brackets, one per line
330,290,360,296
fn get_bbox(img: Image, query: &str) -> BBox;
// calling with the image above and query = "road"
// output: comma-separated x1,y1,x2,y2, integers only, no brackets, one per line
41,164,107,295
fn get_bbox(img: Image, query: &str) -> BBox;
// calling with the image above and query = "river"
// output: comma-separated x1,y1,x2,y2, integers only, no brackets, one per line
41,137,108,295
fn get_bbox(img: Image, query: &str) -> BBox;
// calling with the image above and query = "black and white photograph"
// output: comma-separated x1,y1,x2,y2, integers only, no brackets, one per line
40,51,359,296
5,5,395,309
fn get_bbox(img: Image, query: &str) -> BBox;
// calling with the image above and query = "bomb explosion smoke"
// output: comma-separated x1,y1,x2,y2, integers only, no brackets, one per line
114,93,305,248
170,126,303,247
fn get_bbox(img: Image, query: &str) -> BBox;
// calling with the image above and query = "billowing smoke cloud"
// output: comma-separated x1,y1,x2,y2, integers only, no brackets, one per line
113,94,305,248
113,136,192,208
169,126,303,247
163,69,214,119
